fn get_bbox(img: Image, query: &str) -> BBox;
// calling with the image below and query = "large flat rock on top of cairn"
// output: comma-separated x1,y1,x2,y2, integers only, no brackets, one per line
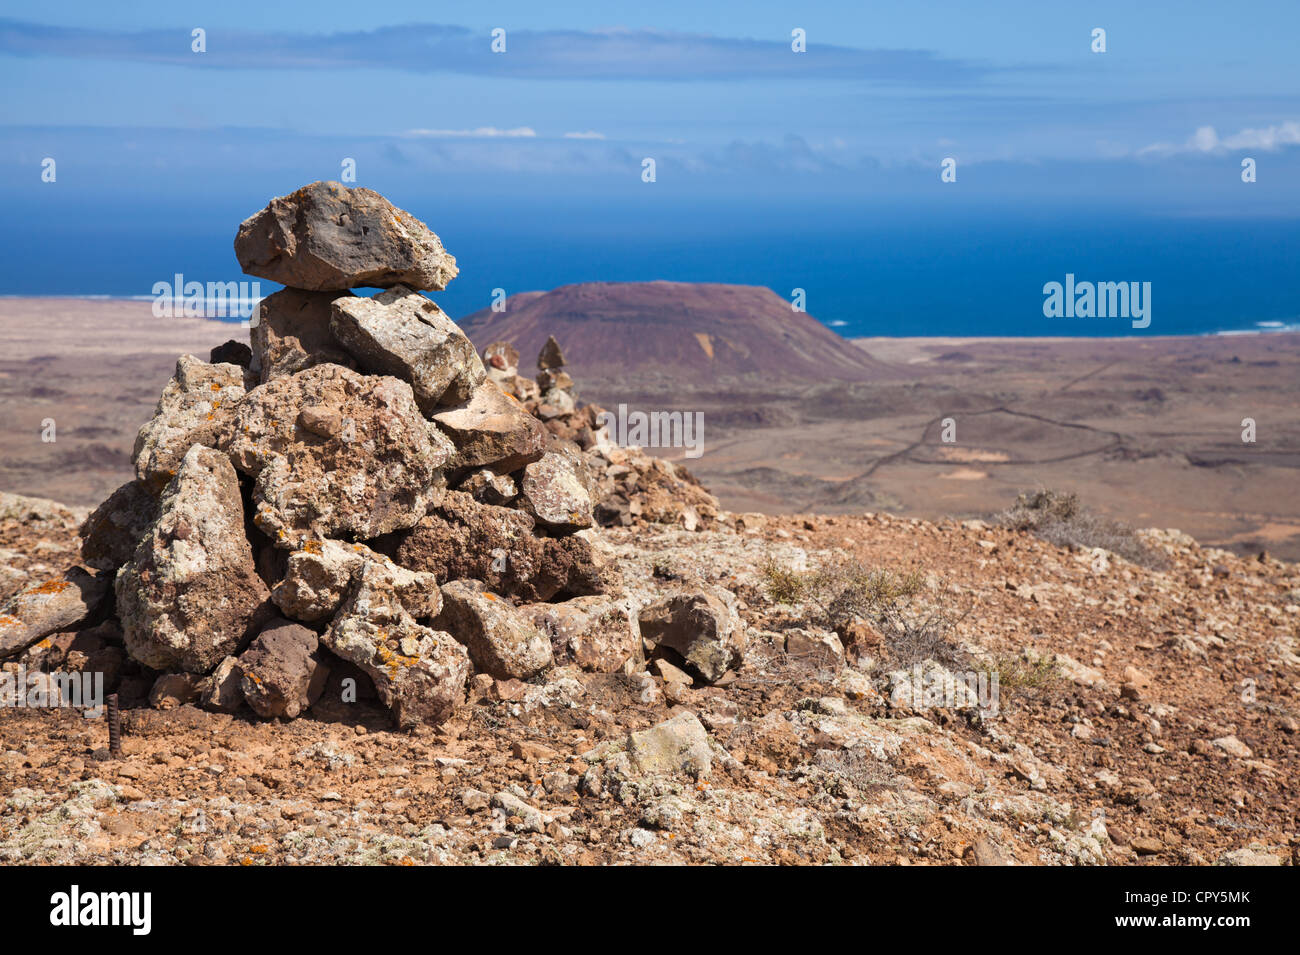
331,286,486,413
222,363,453,546
234,181,458,292
115,445,271,673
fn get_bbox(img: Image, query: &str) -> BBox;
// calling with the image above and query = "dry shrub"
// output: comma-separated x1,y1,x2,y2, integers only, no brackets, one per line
993,489,1166,569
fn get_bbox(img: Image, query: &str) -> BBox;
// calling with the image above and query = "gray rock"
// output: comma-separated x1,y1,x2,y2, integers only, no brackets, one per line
436,580,552,680
323,559,470,728
271,538,440,624
115,446,270,673
519,450,595,532
638,587,746,683
0,567,109,659
330,286,485,413
132,355,247,493
222,363,452,546
523,594,641,673
234,181,458,292
627,712,719,777
201,656,244,713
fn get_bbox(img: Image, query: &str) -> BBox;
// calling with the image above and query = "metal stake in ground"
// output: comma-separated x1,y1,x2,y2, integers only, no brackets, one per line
107,692,121,757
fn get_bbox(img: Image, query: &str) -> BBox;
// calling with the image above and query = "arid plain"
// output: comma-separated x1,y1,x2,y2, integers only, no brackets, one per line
2,297,1299,559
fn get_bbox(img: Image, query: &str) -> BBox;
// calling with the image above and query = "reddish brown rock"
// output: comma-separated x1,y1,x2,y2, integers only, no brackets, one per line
395,492,604,602
250,288,358,383
431,379,547,473
520,449,595,532
238,617,330,719
0,567,109,659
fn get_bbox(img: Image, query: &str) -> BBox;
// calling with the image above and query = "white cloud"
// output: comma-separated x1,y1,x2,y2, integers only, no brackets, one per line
404,126,537,138
1140,121,1300,156
563,130,606,140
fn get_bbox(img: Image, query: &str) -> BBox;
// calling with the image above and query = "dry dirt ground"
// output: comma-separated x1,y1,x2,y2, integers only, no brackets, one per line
1,498,1295,866
595,333,1300,561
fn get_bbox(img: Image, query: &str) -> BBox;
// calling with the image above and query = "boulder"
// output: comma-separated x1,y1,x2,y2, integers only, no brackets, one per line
431,380,546,473
79,480,158,572
523,594,641,673
322,560,470,728
234,181,458,292
115,446,271,673
396,492,604,602
132,355,247,493
331,287,485,413
436,580,552,680
238,618,330,719
250,288,358,382
627,712,718,777
519,450,595,532
638,587,746,683
222,363,452,546
784,627,845,669
271,538,440,623
0,567,109,659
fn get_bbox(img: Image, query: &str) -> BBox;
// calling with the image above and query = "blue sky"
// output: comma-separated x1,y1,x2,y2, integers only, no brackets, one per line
1,2,1297,332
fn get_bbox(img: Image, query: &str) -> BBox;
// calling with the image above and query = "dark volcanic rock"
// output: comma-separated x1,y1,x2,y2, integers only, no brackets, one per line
238,617,329,719
234,181,458,292
395,491,604,602
79,480,159,572
210,339,252,368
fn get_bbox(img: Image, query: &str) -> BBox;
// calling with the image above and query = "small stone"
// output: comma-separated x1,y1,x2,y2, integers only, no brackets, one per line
238,618,330,719
1212,735,1253,759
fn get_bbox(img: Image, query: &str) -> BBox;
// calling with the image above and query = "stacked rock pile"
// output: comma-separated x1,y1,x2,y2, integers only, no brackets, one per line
0,181,751,729
479,335,722,531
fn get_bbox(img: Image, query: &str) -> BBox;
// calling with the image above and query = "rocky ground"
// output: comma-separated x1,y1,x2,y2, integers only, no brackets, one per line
1,494,1295,866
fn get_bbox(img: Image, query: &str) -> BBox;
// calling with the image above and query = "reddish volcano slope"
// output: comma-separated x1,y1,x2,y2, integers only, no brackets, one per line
458,281,891,381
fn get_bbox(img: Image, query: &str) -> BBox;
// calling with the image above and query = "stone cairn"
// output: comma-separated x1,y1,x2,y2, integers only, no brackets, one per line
480,335,722,532
0,181,747,729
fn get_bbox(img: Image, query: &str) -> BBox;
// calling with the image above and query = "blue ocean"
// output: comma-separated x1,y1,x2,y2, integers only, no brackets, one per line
3,194,1296,338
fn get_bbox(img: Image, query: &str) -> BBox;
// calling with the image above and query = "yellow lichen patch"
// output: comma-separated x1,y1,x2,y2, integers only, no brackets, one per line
302,539,323,555
37,638,51,649
484,593,498,602
0,615,20,630
248,844,268,854
210,383,222,391
27,579,71,596
398,856,415,866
